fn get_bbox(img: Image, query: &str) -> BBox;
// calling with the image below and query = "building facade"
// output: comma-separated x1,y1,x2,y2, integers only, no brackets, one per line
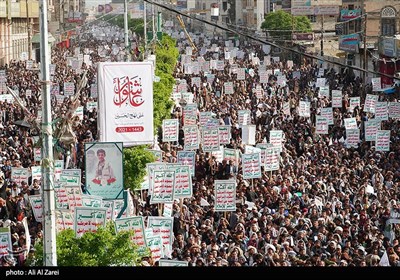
0,0,40,66
362,0,400,87
235,0,265,31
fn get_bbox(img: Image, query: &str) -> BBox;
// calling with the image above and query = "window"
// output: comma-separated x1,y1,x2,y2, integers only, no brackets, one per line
381,6,396,36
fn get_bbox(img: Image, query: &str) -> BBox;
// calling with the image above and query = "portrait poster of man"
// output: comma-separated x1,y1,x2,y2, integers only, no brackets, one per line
85,142,124,200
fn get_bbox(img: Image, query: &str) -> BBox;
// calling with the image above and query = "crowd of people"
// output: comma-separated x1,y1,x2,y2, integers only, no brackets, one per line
0,18,399,267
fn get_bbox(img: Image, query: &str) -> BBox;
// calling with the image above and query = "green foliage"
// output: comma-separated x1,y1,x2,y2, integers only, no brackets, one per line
152,34,179,132
121,35,177,192
261,10,312,40
129,19,145,37
123,146,155,191
108,15,145,37
294,16,312,33
25,222,144,266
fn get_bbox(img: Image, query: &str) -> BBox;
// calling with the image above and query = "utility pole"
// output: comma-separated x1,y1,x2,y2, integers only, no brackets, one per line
124,0,129,61
59,0,64,43
320,14,324,57
143,1,147,56
39,0,57,266
151,3,156,43
25,0,31,60
291,15,294,47
363,14,367,85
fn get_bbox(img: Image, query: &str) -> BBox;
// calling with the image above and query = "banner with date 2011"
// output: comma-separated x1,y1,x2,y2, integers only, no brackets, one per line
98,62,154,146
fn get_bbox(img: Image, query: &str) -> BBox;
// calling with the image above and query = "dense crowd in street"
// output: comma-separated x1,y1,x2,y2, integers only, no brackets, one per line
0,19,400,267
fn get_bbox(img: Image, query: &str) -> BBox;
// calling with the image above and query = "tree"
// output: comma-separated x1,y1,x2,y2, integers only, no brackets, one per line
123,146,155,191
122,34,178,192
25,222,146,266
152,35,179,131
261,10,312,41
102,15,145,37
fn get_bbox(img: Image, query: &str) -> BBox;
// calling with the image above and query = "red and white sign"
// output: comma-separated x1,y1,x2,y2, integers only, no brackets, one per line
98,62,154,146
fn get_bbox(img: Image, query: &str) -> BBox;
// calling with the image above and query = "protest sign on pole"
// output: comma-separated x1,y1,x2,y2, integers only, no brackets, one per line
162,119,179,142
115,216,147,255
375,130,390,152
214,180,236,212
242,153,262,179
74,207,107,237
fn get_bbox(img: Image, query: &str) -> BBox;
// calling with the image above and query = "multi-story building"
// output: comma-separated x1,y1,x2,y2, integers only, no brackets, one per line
0,0,86,66
192,0,230,33
362,0,400,87
49,0,85,42
0,0,40,66
235,0,265,31
326,0,400,86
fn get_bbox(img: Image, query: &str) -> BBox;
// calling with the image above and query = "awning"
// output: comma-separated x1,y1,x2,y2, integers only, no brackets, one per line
31,32,56,44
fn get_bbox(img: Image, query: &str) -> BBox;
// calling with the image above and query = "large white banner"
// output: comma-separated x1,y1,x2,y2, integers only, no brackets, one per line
98,62,154,146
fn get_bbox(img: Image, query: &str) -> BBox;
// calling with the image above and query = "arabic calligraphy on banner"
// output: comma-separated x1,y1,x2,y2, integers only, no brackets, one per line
74,207,107,238
214,180,236,212
115,216,147,255
98,62,154,146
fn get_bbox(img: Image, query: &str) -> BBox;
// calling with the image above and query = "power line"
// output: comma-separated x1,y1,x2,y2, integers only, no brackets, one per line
144,0,400,82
